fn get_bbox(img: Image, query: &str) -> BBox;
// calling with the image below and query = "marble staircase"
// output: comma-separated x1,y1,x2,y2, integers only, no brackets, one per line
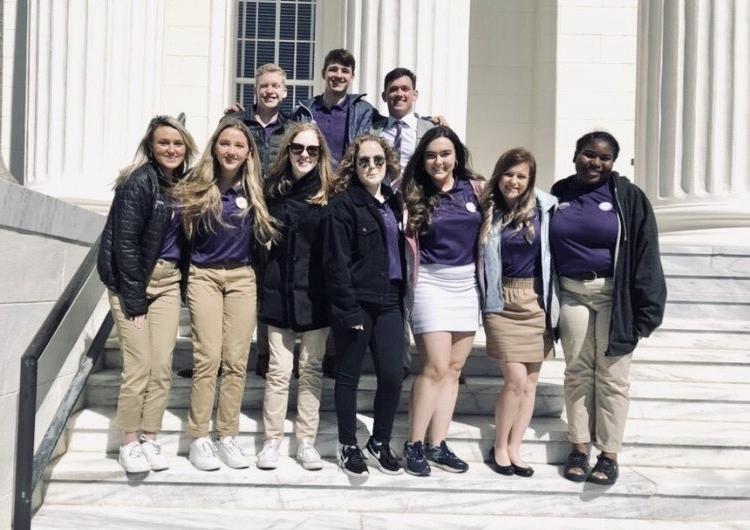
34,244,750,528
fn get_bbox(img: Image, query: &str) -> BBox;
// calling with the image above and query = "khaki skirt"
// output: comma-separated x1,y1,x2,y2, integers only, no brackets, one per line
483,277,553,363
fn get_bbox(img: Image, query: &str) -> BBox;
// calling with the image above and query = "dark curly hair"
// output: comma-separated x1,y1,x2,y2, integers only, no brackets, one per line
400,126,481,235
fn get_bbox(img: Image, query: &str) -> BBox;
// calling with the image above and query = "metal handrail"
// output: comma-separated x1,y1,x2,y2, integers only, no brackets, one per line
13,237,109,530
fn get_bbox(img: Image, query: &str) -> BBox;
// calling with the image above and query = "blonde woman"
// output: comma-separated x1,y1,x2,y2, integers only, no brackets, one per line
97,115,197,473
479,148,557,477
175,117,278,471
256,123,336,471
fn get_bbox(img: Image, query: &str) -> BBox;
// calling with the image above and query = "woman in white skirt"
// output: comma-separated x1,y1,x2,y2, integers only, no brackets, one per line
399,126,484,476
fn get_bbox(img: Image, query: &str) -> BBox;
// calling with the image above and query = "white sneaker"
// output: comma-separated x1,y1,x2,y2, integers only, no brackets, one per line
118,440,150,473
297,438,323,471
217,437,250,469
256,438,281,470
189,437,221,471
139,434,169,471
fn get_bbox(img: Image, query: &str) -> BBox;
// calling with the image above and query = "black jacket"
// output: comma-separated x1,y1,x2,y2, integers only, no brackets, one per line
259,170,329,331
231,107,295,174
97,161,187,317
551,173,667,356
323,183,406,327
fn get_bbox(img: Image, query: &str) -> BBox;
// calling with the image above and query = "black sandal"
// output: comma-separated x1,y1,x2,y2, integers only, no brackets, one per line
588,453,618,485
563,450,589,482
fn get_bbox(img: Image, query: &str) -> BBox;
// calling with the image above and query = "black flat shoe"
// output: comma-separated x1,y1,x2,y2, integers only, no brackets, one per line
512,464,534,477
588,453,618,486
563,450,589,482
488,448,514,476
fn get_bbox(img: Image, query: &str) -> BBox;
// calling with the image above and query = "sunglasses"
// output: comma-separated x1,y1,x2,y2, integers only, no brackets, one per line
289,143,320,158
356,155,386,169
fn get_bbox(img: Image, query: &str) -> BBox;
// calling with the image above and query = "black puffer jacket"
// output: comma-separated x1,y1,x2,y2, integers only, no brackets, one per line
551,172,666,356
97,161,184,317
259,170,329,331
323,182,406,327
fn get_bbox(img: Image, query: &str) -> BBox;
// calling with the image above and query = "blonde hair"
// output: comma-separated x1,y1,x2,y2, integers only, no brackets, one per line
115,115,197,188
333,134,399,194
264,122,338,206
255,63,287,83
480,147,537,244
175,117,279,244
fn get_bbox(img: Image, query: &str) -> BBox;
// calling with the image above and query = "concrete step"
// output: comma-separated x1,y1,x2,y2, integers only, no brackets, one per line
41,452,750,521
32,505,749,530
63,408,750,469
660,245,750,275
84,369,564,418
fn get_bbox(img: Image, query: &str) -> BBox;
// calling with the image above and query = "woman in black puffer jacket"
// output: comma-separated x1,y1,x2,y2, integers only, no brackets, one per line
97,115,197,474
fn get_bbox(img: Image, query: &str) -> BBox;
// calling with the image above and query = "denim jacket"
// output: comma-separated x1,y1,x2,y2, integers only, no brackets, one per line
480,189,559,329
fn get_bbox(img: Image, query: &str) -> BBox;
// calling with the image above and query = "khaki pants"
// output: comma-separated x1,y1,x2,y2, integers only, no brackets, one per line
559,276,631,453
263,326,329,442
186,264,256,438
110,260,181,433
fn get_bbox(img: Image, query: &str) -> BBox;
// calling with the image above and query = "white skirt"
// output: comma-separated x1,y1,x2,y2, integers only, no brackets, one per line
411,263,480,334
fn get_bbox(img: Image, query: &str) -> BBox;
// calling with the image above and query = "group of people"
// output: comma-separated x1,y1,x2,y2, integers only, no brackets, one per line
97,48,666,487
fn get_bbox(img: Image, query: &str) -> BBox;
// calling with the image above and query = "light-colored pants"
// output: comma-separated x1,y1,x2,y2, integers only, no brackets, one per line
559,276,632,453
110,259,181,433
186,264,256,438
263,326,329,442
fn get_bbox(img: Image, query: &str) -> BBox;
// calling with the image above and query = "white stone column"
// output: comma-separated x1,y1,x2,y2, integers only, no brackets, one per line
318,0,471,139
635,0,750,232
25,0,166,208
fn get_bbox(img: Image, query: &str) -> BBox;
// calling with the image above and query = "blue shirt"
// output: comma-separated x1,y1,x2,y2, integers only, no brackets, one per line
550,176,618,276
312,96,349,165
191,187,254,266
376,199,402,281
419,177,482,266
501,214,541,278
159,210,182,262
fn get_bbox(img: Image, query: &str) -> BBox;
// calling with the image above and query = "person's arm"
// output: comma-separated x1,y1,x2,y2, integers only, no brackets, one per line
112,175,151,318
322,205,363,328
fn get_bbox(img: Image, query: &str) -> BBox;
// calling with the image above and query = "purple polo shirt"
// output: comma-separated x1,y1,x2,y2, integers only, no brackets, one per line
550,177,618,276
191,187,254,266
502,215,541,278
312,96,349,165
376,199,402,281
159,210,182,262
419,178,482,266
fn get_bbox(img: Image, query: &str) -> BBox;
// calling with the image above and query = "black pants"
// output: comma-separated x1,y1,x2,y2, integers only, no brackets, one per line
333,299,404,446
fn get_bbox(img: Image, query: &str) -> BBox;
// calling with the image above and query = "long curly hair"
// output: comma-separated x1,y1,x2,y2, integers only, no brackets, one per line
400,126,481,235
264,122,337,206
333,133,400,193
115,115,197,188
174,117,279,244
480,147,537,244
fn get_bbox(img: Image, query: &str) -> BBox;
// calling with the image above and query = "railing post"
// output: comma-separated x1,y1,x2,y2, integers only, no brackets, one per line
13,356,37,530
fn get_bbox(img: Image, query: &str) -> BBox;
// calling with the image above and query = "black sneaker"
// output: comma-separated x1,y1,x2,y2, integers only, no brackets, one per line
403,441,431,476
339,444,368,477
426,441,469,473
365,438,403,475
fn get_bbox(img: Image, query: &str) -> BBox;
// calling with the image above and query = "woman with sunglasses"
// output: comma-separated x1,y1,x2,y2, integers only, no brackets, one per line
256,123,337,471
175,117,278,471
98,115,197,473
324,134,406,477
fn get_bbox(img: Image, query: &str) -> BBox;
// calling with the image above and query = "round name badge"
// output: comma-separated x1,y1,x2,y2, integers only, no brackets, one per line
235,196,248,209
558,202,570,210
599,201,613,212
465,202,477,213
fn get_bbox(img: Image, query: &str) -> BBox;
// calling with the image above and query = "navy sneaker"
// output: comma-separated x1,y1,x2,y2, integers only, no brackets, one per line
426,441,469,473
339,444,368,477
403,441,431,476
365,437,403,475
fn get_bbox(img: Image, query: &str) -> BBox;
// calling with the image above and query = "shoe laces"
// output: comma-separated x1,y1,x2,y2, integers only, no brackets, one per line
140,436,162,454
343,445,365,465
299,440,319,460
196,438,216,457
125,442,145,458
220,437,244,456
436,441,458,461
407,441,426,460
262,439,280,453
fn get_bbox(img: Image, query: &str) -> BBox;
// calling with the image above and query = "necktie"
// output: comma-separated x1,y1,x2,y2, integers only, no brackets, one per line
393,120,403,165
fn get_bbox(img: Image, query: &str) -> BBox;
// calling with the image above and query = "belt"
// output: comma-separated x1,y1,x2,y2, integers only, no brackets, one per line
564,270,612,281
193,261,249,270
